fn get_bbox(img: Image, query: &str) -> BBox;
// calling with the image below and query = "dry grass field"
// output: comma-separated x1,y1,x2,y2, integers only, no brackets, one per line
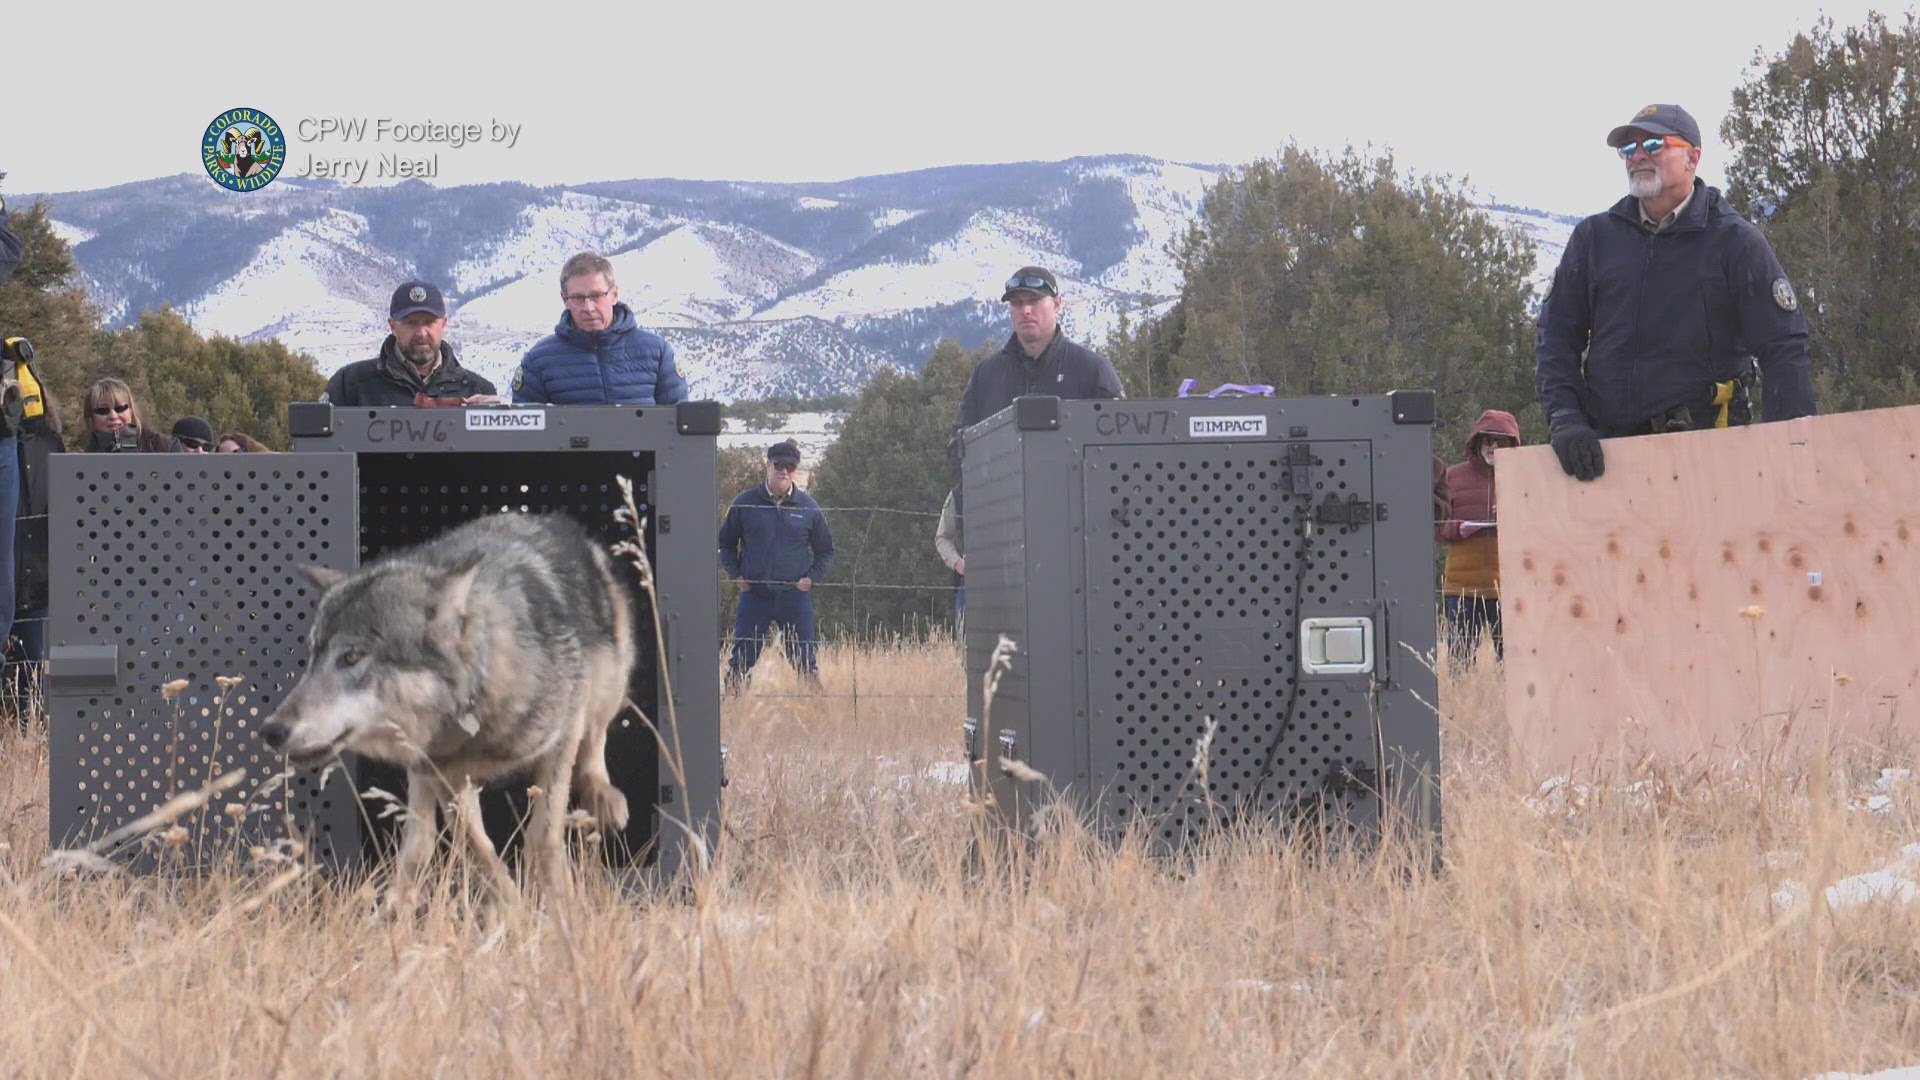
3,638,1920,1077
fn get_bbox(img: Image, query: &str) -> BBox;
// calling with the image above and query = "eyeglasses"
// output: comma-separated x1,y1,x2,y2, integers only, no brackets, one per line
563,290,612,306
1004,274,1055,295
770,462,798,473
177,437,209,450
1616,135,1690,160
92,402,132,417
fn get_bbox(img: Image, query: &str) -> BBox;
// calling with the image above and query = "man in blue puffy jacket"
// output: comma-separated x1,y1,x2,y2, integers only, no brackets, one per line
511,251,689,405
718,440,835,690
1536,103,1816,481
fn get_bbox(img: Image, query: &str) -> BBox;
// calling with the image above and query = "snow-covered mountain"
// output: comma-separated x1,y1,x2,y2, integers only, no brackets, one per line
27,158,1573,401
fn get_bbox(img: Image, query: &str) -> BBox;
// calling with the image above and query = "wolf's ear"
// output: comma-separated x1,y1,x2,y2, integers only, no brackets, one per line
304,565,348,592
431,551,488,628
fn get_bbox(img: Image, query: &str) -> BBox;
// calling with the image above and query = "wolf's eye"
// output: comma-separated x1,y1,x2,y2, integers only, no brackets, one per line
338,648,363,669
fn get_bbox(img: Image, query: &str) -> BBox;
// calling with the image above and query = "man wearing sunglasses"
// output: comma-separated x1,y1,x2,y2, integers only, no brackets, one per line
169,416,216,453
718,440,835,690
950,266,1124,470
1535,103,1816,482
323,281,501,407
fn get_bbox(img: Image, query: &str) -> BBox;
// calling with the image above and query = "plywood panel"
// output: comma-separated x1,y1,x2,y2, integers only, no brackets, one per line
1498,405,1920,777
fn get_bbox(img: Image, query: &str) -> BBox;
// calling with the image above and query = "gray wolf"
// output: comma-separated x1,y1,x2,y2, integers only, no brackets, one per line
259,512,634,899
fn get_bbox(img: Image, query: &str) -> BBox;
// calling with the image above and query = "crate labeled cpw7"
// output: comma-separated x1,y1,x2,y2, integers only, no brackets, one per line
960,391,1440,854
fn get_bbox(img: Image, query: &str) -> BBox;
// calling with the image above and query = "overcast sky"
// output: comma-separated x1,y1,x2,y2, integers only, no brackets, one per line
4,1,1901,215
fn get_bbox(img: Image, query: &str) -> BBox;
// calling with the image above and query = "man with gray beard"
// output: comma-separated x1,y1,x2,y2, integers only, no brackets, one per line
1534,103,1816,481
324,280,500,406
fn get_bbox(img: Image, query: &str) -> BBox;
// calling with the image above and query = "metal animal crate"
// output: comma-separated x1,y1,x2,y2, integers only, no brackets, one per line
46,402,723,879
961,392,1440,853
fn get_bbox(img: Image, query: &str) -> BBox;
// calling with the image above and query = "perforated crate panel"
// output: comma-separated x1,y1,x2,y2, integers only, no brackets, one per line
353,452,662,868
48,455,362,869
1083,442,1380,848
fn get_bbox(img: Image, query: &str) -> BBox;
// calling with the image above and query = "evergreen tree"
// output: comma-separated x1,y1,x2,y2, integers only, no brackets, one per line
86,308,324,449
1722,12,1920,412
1108,147,1541,446
809,338,981,637
0,190,325,448
0,199,99,423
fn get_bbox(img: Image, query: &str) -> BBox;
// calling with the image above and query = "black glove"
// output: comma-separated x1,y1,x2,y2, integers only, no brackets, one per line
1549,423,1605,481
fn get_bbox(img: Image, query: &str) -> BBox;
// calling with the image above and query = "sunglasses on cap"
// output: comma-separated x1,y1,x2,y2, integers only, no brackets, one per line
1616,135,1691,160
1004,273,1055,295
92,402,132,416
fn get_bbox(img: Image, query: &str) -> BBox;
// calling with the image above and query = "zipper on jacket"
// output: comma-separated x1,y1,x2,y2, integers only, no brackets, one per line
1630,232,1657,421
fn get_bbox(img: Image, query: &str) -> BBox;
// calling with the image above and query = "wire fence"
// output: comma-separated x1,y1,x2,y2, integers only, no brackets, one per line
0,497,1475,717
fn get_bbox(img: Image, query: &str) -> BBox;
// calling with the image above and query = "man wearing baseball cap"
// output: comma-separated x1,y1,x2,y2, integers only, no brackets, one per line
322,280,501,407
950,265,1124,471
1535,103,1816,481
718,439,836,690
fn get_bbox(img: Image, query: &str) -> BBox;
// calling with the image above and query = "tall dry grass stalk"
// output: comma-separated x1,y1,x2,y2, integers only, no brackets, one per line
2,648,1919,1076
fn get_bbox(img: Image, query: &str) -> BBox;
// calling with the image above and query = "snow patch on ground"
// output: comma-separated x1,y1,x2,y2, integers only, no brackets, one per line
1775,842,1920,913
48,219,96,247
760,207,1072,323
922,762,970,785
449,191,668,294
1482,206,1574,302
180,208,411,377
718,410,841,464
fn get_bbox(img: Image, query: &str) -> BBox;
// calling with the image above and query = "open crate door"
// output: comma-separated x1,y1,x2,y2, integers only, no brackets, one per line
47,453,362,869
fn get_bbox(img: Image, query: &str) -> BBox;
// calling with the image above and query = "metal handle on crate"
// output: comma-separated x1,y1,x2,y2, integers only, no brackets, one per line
48,645,119,690
995,728,1018,774
1178,379,1277,398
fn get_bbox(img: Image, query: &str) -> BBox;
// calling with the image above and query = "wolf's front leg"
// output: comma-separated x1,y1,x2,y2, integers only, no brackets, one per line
389,772,442,902
451,781,517,902
528,740,582,900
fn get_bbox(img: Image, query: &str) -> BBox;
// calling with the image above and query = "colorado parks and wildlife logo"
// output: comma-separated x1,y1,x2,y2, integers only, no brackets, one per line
202,108,286,191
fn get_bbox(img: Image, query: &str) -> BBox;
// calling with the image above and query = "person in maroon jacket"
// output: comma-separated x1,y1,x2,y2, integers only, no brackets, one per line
1436,409,1521,663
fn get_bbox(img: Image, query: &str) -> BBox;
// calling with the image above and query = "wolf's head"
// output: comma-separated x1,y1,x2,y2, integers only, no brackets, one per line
259,552,486,770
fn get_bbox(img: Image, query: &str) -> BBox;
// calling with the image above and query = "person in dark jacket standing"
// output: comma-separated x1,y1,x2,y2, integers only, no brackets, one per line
1536,103,1816,482
512,252,687,406
324,281,499,406
0,206,26,715
0,194,20,282
718,440,834,690
9,381,61,716
950,266,1123,466
1437,409,1520,663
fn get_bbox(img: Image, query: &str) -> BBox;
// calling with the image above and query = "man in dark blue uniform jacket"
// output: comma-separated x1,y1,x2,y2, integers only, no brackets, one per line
718,440,835,689
1536,103,1817,481
512,251,688,405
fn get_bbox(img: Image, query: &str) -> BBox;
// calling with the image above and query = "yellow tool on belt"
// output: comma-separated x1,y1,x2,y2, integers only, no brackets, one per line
1711,379,1735,429
2,337,44,423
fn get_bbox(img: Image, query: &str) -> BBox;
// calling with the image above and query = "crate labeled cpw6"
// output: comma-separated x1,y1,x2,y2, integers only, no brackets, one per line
960,391,1440,854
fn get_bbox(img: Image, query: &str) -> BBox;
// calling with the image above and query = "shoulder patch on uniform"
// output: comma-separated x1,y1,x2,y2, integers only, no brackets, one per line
510,365,524,393
1772,277,1798,312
